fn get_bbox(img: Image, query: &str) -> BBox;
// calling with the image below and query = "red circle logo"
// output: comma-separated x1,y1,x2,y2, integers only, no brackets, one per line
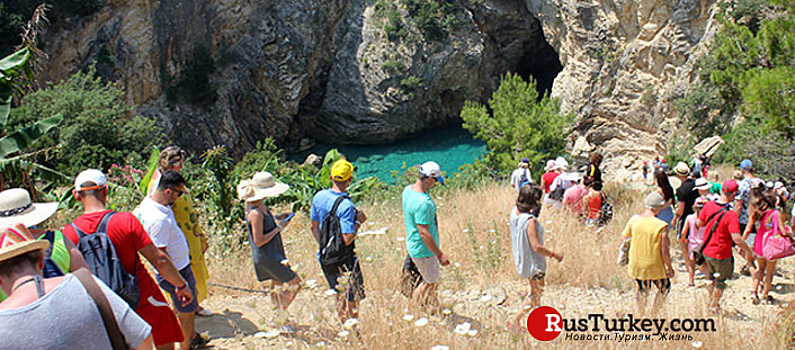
526,306,563,341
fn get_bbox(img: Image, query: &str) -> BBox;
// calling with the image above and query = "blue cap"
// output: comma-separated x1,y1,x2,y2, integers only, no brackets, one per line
740,159,753,170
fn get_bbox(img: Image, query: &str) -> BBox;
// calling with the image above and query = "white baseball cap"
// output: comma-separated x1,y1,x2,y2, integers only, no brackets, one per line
419,161,445,185
74,169,108,191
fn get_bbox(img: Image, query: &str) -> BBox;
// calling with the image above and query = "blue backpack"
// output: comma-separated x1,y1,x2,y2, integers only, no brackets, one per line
71,212,140,309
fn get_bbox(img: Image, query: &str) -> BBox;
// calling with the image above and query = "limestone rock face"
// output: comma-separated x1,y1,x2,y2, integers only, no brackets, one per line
38,0,717,176
526,0,717,179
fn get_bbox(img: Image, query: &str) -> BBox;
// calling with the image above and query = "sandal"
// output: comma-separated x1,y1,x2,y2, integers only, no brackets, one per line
761,295,775,305
749,292,760,305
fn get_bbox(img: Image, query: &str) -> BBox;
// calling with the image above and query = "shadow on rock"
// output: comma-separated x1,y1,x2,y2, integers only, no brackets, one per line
196,309,260,339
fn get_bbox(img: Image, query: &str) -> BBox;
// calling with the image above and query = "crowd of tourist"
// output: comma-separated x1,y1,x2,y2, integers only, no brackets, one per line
1,144,794,348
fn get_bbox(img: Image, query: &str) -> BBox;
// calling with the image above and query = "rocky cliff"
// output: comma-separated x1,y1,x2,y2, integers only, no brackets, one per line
39,0,716,178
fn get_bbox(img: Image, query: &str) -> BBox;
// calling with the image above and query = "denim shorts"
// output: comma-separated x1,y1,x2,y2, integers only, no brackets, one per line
157,266,200,313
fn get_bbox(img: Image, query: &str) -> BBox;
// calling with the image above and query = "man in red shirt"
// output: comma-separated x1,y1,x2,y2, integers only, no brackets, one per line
697,180,756,312
62,169,194,350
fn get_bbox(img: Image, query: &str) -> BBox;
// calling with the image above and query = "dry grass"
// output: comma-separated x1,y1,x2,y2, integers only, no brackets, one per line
198,179,792,349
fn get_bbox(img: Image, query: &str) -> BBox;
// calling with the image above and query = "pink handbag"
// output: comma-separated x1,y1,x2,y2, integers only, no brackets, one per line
760,211,795,261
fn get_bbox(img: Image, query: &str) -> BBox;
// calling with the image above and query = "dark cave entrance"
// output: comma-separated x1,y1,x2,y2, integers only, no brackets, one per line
515,35,562,98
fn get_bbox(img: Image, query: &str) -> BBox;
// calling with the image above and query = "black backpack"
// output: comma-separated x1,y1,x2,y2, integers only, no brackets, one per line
598,192,613,227
319,196,354,268
71,212,140,309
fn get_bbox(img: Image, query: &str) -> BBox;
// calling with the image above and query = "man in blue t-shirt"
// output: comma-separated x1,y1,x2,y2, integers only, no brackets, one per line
310,159,367,324
403,161,450,309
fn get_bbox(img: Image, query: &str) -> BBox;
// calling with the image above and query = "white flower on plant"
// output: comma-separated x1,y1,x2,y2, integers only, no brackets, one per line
337,330,350,338
414,317,429,327
403,314,415,321
430,346,449,350
324,289,337,296
467,329,478,337
343,318,358,329
692,341,703,348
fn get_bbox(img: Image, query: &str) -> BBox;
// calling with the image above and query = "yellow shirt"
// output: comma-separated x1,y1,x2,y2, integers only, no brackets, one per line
623,215,668,280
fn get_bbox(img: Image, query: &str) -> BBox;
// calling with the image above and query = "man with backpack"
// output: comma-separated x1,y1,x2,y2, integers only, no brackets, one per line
310,159,367,325
696,180,757,313
63,169,192,350
402,161,450,310
510,158,533,194
134,171,208,350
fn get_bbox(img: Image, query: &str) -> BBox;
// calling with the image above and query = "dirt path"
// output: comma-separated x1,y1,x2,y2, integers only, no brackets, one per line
194,262,794,349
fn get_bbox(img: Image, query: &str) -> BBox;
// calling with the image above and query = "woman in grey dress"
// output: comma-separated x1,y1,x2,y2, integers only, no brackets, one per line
237,172,301,331
506,183,564,334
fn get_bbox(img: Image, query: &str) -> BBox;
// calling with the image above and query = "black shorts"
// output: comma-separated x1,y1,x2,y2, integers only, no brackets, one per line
321,256,366,302
635,278,671,295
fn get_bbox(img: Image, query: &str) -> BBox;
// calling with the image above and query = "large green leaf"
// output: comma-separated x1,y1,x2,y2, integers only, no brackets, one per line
0,48,30,75
0,114,62,158
139,145,161,195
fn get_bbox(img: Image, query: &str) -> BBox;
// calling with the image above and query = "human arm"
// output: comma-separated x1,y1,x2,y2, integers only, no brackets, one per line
138,244,192,305
311,220,321,244
335,201,364,246
741,213,756,241
679,218,690,244
661,228,674,278
416,224,449,265
673,201,685,230
134,335,155,350
526,218,563,261
248,209,288,248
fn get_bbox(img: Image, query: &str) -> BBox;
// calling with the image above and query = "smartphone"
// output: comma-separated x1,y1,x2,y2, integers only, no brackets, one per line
280,212,295,222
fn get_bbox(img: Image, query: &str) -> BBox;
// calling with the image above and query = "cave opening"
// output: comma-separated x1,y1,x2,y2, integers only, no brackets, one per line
514,27,563,98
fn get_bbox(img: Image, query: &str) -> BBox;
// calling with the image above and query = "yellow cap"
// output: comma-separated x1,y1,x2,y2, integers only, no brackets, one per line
330,159,353,181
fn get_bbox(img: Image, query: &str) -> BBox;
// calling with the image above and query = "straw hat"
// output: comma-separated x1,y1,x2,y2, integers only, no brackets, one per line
0,188,59,230
237,172,290,202
0,224,50,263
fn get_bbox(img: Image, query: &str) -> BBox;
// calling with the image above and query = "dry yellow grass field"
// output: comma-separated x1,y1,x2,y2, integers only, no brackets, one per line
197,171,794,350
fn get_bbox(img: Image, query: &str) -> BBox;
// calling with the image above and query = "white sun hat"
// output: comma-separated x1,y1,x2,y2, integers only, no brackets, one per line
0,188,58,230
237,172,290,202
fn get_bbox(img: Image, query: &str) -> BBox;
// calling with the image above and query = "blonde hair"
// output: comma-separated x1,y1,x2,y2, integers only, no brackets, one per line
158,146,186,172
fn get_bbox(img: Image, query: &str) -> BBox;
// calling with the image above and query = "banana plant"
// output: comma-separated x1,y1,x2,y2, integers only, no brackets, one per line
0,47,65,194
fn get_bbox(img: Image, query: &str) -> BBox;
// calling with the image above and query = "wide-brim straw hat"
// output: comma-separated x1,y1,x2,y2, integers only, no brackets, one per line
0,224,50,263
0,188,58,230
237,172,290,202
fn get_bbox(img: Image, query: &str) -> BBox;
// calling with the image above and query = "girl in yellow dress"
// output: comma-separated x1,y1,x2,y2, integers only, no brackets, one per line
146,146,211,315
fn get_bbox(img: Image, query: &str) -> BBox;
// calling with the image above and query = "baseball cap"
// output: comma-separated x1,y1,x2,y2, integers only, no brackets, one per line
520,158,530,164
419,161,445,185
74,169,108,191
330,159,354,182
694,178,710,190
644,192,665,209
775,181,784,190
740,159,753,170
674,162,690,176
694,196,708,209
723,180,739,193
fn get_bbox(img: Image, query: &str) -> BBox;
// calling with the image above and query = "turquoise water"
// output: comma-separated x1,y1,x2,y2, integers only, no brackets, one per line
290,127,487,184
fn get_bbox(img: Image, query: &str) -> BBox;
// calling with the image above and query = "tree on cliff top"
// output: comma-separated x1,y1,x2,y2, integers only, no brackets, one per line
461,73,573,178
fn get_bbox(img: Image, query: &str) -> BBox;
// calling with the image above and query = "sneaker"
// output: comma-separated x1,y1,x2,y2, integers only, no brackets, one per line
189,333,210,349
196,308,213,317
